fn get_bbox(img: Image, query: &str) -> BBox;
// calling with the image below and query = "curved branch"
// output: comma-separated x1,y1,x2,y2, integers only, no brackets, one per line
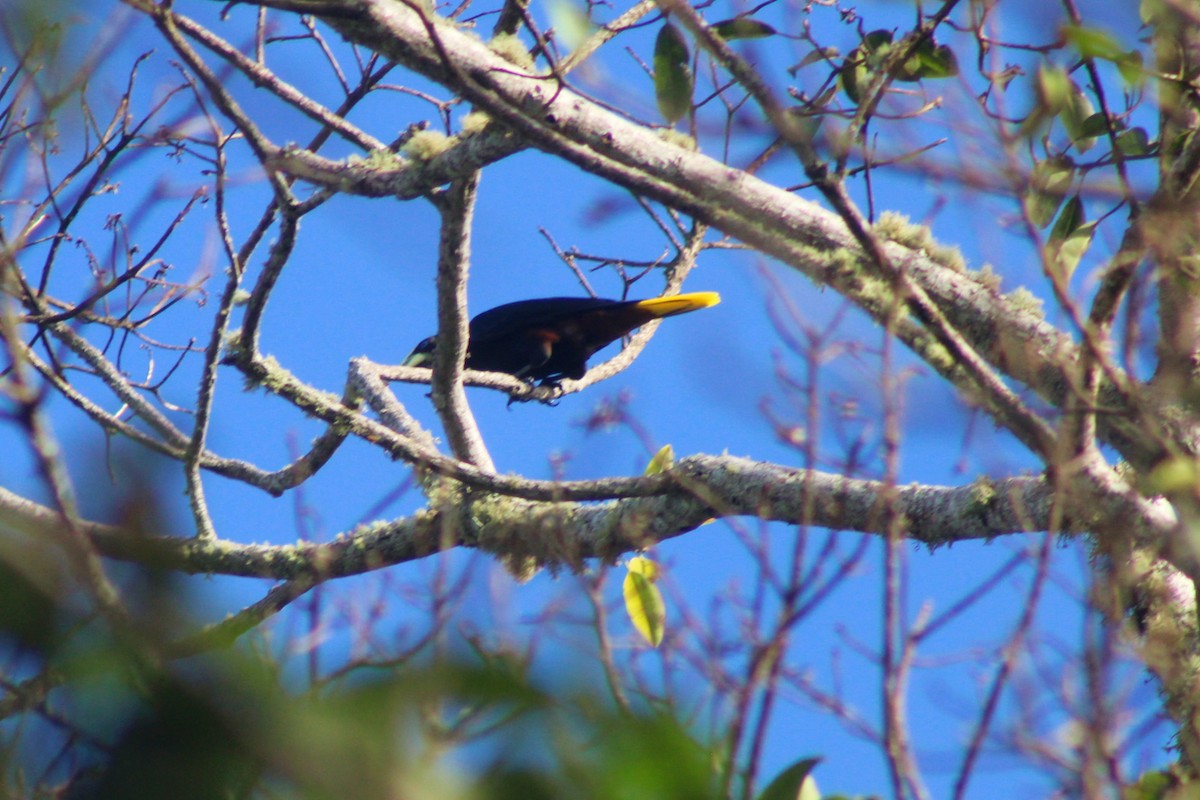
429,173,494,470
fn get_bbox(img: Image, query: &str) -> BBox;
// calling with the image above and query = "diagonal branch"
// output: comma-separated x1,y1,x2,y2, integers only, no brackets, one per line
234,0,1184,468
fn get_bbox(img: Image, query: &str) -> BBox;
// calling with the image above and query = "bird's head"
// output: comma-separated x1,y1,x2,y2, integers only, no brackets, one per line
402,336,437,368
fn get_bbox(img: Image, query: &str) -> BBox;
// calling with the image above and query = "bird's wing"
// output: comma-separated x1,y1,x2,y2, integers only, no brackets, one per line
468,297,622,343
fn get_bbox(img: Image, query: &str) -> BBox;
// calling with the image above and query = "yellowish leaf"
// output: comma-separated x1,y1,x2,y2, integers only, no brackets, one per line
624,557,666,646
645,444,675,475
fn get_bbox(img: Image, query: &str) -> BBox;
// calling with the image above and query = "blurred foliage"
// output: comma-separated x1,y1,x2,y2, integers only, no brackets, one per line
712,17,776,41
0,524,729,799
2,0,90,110
839,29,958,105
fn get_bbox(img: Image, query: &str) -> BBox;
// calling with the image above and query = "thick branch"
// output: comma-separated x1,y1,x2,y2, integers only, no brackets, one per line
0,460,1110,581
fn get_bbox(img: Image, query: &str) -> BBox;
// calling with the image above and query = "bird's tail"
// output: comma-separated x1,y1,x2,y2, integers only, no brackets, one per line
633,291,721,318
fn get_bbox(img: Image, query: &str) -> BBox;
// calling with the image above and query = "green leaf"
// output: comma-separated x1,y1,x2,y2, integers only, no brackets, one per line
840,30,893,104
1116,126,1153,156
626,555,660,581
786,108,824,143
1122,769,1172,800
1141,0,1165,24
839,60,866,104
898,38,959,81
712,17,776,40
862,29,894,57
644,443,674,475
0,558,61,655
1045,194,1095,281
1061,23,1124,62
1118,50,1145,87
1017,65,1071,139
791,47,839,74
1035,65,1072,115
1024,157,1075,228
547,0,594,52
1061,24,1144,87
1171,129,1196,160
1061,82,1096,152
812,85,838,110
1077,111,1117,139
654,23,693,124
757,757,822,800
624,557,666,647
1143,457,1200,496
921,44,959,78
1049,194,1084,241
654,20,688,63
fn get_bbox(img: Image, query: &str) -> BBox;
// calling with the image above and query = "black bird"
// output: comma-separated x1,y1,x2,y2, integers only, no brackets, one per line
402,292,721,383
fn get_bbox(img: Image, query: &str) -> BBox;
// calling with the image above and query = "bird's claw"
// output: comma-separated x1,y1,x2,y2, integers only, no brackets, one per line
506,380,564,408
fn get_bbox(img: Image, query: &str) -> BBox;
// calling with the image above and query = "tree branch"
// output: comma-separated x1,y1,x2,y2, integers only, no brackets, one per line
428,173,495,470
0,460,1106,581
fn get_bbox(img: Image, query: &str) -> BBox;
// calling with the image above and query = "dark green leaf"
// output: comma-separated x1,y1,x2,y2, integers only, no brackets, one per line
1122,769,1173,800
863,29,894,57
92,677,262,800
0,559,61,655
898,38,959,81
1049,194,1084,242
591,714,714,799
654,23,693,124
757,757,822,800
840,30,895,103
712,17,776,40
1078,112,1117,139
921,44,959,78
1171,129,1196,160
1046,195,1094,281
1116,126,1153,155
477,767,560,800
655,20,688,62
839,59,867,104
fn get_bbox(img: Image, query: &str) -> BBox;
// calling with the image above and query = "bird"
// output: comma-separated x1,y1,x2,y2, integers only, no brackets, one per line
402,291,721,384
